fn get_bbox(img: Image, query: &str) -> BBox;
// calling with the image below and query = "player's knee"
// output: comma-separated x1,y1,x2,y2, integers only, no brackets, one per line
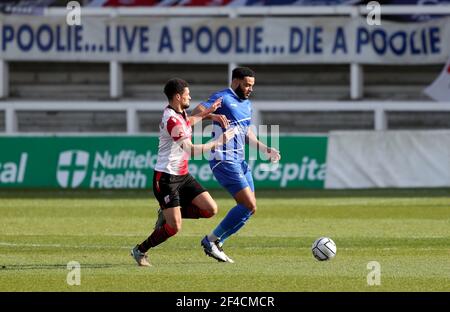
173,221,182,233
198,201,217,218
172,224,182,234
166,221,182,235
207,201,218,216
243,201,257,214
250,204,257,214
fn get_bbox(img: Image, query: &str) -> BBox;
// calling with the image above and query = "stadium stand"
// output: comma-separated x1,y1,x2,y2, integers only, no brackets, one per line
16,111,127,132
387,111,450,130
9,62,110,100
364,65,443,101
1,1,450,133
261,111,374,133
7,63,443,101
5,62,449,133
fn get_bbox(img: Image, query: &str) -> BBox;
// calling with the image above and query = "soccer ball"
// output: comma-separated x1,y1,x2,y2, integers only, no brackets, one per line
312,237,336,261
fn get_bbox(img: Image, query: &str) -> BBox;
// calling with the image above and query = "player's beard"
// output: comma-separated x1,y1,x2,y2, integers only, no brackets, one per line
182,102,190,109
233,85,248,100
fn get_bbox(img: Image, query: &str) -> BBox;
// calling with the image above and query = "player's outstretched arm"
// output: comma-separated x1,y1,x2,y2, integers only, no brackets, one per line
179,128,235,157
246,128,281,163
189,97,227,127
191,103,229,129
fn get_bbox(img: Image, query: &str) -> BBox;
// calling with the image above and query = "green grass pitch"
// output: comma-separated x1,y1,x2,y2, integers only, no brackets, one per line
0,189,449,292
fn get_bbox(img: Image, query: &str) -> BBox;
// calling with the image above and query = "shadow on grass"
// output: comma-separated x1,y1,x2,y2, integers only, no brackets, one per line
0,263,117,271
0,188,449,199
0,262,220,271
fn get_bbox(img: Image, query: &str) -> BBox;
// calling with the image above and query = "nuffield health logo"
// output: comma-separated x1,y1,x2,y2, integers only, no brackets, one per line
57,150,89,188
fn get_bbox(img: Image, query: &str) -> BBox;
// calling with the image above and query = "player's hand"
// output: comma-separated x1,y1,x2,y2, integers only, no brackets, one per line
266,147,281,163
218,128,236,146
210,114,230,129
205,97,222,114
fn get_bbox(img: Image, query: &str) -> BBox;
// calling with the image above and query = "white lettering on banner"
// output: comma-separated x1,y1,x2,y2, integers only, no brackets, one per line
0,153,28,184
90,150,152,188
90,170,146,189
55,149,154,189
189,164,217,182
188,163,197,177
228,159,326,187
17,153,27,183
93,150,156,169
190,160,326,187
53,148,326,188
198,164,212,181
0,16,449,64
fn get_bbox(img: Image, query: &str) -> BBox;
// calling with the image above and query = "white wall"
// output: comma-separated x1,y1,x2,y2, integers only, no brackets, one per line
325,130,450,189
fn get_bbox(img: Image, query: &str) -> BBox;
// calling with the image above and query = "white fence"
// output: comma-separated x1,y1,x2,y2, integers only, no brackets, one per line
1,100,450,134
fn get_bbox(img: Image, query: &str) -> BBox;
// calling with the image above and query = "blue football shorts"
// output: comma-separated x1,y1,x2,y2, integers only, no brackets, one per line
209,160,254,197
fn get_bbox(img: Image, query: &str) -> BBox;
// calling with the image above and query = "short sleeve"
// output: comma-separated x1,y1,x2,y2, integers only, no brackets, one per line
166,117,186,142
202,93,221,109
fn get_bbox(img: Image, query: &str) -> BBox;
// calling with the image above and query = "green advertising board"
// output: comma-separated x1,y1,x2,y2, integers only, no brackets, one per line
0,135,327,189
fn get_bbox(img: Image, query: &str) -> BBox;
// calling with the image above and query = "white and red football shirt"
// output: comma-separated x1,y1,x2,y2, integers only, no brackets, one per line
154,106,192,175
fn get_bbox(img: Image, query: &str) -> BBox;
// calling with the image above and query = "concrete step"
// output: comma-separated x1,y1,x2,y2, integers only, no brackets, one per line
16,111,126,132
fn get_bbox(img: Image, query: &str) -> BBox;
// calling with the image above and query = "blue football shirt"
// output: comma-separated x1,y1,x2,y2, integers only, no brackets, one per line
202,88,252,162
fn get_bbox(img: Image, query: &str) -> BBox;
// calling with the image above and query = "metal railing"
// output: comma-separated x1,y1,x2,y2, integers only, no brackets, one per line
42,5,450,16
1,100,450,134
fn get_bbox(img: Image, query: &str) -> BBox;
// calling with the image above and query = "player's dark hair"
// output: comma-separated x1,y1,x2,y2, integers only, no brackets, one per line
164,78,189,101
232,67,255,80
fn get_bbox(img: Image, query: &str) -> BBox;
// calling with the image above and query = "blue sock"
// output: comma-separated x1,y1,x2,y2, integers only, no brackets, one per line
218,211,252,244
213,204,253,242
